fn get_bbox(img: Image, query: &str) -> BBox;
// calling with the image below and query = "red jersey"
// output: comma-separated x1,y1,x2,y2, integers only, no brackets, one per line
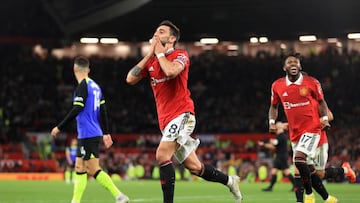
318,131,328,146
142,48,195,130
271,74,324,143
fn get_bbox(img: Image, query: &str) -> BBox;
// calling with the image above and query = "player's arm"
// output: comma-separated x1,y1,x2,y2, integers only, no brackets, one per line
318,98,330,130
268,103,279,133
258,140,276,150
313,77,330,129
126,58,149,85
158,56,184,78
327,109,334,121
51,81,87,137
99,95,110,134
126,39,156,85
99,95,113,148
153,37,184,78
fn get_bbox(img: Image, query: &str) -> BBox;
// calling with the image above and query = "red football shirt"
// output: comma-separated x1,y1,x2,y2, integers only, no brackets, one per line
142,48,195,130
271,74,324,143
318,131,328,146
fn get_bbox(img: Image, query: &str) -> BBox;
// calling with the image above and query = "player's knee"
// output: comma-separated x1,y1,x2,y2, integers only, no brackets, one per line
74,165,84,173
155,153,170,164
307,165,317,174
316,170,325,179
294,156,306,167
283,168,291,176
86,169,94,176
155,148,173,164
185,163,202,175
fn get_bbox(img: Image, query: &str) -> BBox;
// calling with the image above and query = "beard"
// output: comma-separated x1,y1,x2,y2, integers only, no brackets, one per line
160,37,170,46
160,40,167,46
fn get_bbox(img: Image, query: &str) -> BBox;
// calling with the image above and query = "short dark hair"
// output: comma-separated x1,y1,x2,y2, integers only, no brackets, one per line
159,20,180,43
74,56,89,69
285,52,301,60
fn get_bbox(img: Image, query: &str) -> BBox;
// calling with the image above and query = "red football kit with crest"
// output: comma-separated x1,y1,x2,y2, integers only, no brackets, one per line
271,74,324,143
141,48,195,130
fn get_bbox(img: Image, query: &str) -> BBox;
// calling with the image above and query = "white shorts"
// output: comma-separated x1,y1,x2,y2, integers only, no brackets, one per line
161,112,200,163
291,133,320,165
313,143,329,170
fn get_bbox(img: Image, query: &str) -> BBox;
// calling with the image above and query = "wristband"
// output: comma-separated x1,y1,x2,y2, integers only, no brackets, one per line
269,119,275,125
322,116,329,121
156,53,165,59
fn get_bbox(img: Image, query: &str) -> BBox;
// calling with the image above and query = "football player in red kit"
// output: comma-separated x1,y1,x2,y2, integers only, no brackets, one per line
268,53,338,203
126,20,242,203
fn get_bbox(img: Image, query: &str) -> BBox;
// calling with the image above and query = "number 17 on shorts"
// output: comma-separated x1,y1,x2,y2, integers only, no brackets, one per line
296,133,320,159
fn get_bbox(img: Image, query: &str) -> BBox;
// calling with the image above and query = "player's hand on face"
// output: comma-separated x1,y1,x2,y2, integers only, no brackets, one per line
154,37,166,54
269,123,277,134
147,37,157,56
51,127,60,138
103,134,113,148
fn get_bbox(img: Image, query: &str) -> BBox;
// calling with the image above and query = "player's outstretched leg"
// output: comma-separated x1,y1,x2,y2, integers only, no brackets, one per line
195,163,242,203
342,162,356,183
304,193,315,203
294,174,304,203
115,193,130,203
325,195,338,203
71,172,87,203
262,174,276,192
159,160,175,203
227,175,243,203
93,170,129,203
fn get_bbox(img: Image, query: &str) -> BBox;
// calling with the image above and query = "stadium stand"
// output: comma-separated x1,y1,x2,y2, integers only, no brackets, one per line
0,45,359,182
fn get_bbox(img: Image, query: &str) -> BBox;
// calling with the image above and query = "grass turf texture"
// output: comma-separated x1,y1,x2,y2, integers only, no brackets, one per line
0,180,358,202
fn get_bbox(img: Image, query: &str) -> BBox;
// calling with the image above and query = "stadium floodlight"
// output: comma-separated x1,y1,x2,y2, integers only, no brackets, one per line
80,37,99,44
250,37,258,43
347,33,360,39
259,37,268,43
200,38,219,44
100,38,119,44
299,35,317,42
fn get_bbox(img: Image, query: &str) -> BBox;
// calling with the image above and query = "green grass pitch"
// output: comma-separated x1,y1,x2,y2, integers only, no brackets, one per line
0,180,358,202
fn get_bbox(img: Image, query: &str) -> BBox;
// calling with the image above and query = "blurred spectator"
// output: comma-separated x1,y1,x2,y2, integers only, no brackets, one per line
1,45,360,178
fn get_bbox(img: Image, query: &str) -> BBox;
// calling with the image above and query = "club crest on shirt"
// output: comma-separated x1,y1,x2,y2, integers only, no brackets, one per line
299,87,308,96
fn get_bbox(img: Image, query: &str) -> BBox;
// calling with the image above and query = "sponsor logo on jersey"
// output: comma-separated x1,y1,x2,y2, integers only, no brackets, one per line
149,66,154,71
282,92,288,97
283,101,310,109
150,77,171,86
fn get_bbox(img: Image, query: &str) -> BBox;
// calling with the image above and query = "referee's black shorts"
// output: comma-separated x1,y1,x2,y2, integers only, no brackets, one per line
273,156,289,170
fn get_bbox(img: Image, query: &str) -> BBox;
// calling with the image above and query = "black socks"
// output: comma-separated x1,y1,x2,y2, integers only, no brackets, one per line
294,157,312,194
197,163,228,185
160,161,175,203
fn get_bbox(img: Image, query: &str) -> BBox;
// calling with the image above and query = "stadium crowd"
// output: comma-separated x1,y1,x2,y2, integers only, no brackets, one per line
0,44,360,182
